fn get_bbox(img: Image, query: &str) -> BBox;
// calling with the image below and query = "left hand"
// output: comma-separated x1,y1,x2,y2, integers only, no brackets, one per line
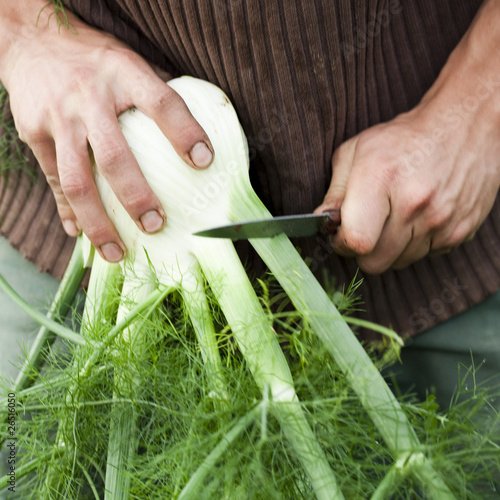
315,0,500,275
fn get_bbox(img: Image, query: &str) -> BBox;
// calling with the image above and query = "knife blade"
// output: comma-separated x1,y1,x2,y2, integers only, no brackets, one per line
193,210,340,240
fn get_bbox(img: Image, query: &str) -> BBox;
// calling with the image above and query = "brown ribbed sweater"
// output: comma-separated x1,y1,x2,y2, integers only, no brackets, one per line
2,0,499,339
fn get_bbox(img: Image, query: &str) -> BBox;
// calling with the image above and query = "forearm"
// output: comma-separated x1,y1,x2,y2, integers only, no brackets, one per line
404,0,500,196
420,0,500,132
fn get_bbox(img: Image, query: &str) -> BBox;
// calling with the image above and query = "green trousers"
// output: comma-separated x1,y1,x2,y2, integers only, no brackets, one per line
0,238,60,384
386,289,500,410
0,238,61,495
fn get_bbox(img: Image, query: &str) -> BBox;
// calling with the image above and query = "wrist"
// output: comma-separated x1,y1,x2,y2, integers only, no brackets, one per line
0,1,58,88
412,1,500,178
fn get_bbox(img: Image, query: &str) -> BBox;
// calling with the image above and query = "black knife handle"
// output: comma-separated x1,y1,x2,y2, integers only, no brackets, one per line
321,209,341,236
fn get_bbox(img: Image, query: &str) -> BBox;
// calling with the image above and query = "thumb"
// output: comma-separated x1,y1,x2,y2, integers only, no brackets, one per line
315,135,391,258
314,138,358,214
336,168,391,256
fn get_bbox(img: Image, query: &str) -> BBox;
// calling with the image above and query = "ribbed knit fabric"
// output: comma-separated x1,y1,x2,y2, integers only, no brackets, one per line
2,0,499,338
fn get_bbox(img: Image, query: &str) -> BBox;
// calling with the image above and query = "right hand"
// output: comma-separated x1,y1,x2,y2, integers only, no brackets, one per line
0,1,213,262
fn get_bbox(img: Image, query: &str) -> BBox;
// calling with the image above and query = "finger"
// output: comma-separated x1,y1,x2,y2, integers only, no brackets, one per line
430,216,477,250
314,138,357,214
354,213,413,274
390,234,433,270
463,230,477,243
87,108,166,234
331,161,391,258
151,64,171,82
129,67,214,170
30,137,82,237
54,124,126,263
428,247,452,257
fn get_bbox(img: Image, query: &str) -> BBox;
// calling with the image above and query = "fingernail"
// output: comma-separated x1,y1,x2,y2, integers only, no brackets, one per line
100,242,124,263
189,141,213,168
322,209,341,236
63,219,81,237
140,209,166,233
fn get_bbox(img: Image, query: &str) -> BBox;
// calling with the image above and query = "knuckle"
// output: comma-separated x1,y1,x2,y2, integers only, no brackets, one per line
358,127,396,158
322,191,344,210
45,173,63,193
120,186,153,215
425,203,453,231
59,172,92,199
355,130,378,152
375,161,400,188
333,141,352,163
403,186,432,221
446,225,470,248
68,67,95,93
357,158,399,198
111,46,142,65
56,203,75,220
146,88,176,115
85,222,113,245
18,122,46,145
97,144,129,170
49,185,74,219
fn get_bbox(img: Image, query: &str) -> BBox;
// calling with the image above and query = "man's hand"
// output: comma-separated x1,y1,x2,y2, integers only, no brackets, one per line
315,0,500,274
0,1,213,262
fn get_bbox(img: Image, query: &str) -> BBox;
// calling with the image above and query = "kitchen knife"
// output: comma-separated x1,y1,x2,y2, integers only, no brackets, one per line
193,210,340,240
